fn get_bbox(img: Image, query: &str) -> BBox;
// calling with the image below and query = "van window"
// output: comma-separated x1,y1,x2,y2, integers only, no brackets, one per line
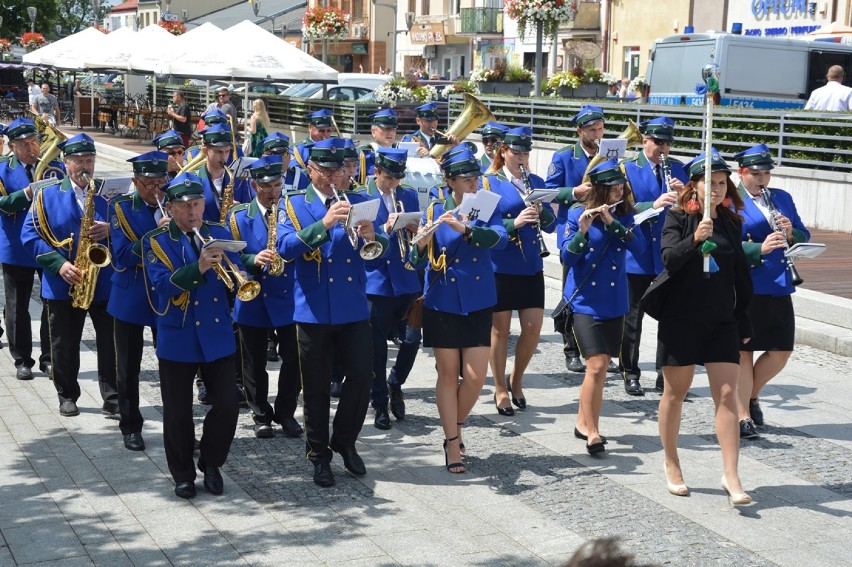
726,45,807,98
807,50,852,94
649,42,714,93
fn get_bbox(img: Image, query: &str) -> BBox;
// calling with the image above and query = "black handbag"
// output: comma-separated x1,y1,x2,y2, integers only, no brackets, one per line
551,240,611,335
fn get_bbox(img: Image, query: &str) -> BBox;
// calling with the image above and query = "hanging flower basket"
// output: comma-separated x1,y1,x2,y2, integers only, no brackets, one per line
19,32,46,51
0,38,12,55
303,6,350,40
506,0,578,40
159,20,187,36
374,77,438,108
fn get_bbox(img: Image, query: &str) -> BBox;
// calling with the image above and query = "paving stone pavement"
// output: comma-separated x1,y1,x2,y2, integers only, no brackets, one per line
0,153,850,566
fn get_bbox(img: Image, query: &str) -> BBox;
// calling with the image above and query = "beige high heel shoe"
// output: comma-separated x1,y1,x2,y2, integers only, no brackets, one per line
721,475,753,506
664,462,689,496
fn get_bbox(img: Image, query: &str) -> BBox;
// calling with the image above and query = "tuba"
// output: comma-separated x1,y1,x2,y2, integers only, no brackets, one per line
265,200,285,276
32,113,67,181
70,173,111,310
581,119,643,185
429,94,495,159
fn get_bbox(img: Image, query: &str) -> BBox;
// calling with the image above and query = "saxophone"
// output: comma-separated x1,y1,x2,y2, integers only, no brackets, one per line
70,173,111,310
266,200,285,276
219,163,235,223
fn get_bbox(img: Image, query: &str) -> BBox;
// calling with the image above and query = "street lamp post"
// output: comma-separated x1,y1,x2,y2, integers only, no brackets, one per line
27,7,37,34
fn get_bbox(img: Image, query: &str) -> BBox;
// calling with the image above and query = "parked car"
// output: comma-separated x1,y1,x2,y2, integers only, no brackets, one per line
283,73,391,100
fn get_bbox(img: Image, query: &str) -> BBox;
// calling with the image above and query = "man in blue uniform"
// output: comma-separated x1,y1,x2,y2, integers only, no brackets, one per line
227,155,303,439
401,102,442,156
620,117,688,395
278,137,390,487
357,109,399,184
0,118,60,380
185,108,234,163
108,151,170,451
479,121,509,172
141,173,244,499
191,124,252,223
301,109,335,145
364,148,422,429
545,105,602,373
152,129,187,180
21,133,117,418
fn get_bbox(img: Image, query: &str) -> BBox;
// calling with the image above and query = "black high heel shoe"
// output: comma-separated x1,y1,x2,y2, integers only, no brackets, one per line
457,422,465,457
506,377,526,409
494,395,514,416
443,436,465,474
573,427,607,444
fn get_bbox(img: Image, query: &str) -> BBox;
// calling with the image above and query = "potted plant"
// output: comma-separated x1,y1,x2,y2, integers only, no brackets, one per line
546,65,618,98
158,20,186,35
19,32,46,52
0,38,12,61
441,79,480,99
373,76,438,108
472,60,534,96
302,5,350,40
506,0,578,40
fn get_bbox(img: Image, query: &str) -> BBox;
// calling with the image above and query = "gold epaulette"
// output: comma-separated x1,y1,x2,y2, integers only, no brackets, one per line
426,200,447,272
34,184,73,253
285,194,322,264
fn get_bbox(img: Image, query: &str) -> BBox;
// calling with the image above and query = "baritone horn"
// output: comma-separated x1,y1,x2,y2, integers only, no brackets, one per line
429,93,495,159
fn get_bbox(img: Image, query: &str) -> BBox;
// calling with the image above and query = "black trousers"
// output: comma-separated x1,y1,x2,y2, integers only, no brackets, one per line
45,299,117,404
561,263,580,358
619,273,666,380
2,264,49,368
114,318,156,435
238,323,300,425
297,320,372,464
158,355,239,483
195,327,243,388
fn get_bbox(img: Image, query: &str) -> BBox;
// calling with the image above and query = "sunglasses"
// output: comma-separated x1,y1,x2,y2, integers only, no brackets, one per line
482,136,501,145
165,148,185,156
652,138,673,147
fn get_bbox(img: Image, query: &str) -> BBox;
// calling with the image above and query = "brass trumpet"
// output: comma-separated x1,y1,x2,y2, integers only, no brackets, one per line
192,227,261,301
391,191,415,270
329,184,384,260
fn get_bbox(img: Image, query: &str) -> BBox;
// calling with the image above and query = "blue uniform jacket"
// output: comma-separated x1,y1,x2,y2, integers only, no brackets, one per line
196,165,253,222
561,206,647,320
545,142,589,249
141,220,242,363
483,171,556,276
401,130,434,150
623,153,688,275
0,156,64,267
277,184,390,325
410,195,508,315
287,147,312,191
739,185,810,296
22,178,114,302
363,179,422,297
107,192,160,327
228,198,295,328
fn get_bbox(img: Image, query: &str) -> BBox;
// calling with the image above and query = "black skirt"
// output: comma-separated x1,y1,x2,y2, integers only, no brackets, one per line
741,294,795,352
422,307,493,349
572,313,624,358
494,272,545,312
659,319,741,366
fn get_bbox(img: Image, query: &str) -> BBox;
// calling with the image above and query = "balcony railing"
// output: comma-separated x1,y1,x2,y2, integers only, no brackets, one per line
459,7,503,35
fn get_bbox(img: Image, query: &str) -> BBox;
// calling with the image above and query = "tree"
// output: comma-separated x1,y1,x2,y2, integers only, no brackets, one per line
56,0,112,35
0,0,59,38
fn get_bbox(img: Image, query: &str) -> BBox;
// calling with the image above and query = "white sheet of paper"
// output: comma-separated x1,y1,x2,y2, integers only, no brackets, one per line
390,212,422,232
231,157,259,179
347,198,381,227
633,207,663,225
785,242,826,260
458,190,501,222
599,138,627,160
98,177,134,199
524,188,559,205
202,239,247,253
397,142,422,157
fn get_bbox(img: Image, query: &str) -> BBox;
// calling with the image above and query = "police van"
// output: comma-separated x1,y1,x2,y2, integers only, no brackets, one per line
645,32,852,109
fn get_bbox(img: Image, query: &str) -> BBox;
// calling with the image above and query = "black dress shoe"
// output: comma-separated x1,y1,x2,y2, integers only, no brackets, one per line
254,423,274,439
59,400,79,417
102,401,119,416
374,406,391,430
39,362,53,378
739,418,760,440
624,377,645,396
329,381,342,399
16,366,34,381
573,427,607,444
655,374,665,393
174,481,196,499
606,360,619,373
279,416,303,438
313,461,335,487
197,384,210,404
198,462,224,495
565,356,585,373
389,386,405,420
330,441,367,476
494,395,514,417
749,398,764,426
586,441,606,455
511,393,527,410
123,432,145,451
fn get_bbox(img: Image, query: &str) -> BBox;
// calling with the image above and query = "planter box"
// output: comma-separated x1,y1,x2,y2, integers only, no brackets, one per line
477,81,532,97
558,83,608,99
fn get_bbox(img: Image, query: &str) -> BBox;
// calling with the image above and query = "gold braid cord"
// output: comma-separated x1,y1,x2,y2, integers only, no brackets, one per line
285,195,322,264
149,236,189,313
426,201,447,273
293,149,307,171
229,211,241,240
34,188,73,253
0,178,7,198
358,151,367,186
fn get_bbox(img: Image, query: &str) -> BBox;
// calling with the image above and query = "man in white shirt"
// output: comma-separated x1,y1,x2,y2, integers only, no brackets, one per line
26,80,40,108
804,65,852,111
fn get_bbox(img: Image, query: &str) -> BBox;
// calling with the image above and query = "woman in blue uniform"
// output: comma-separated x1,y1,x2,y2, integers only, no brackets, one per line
643,149,753,505
410,147,508,474
734,144,809,438
561,158,646,455
483,126,556,415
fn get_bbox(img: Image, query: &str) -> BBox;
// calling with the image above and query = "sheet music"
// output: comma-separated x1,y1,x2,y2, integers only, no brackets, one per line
458,190,501,221
524,188,559,205
633,207,663,226
347,198,381,227
599,138,627,160
201,239,247,253
785,242,826,260
397,142,421,158
98,177,134,199
390,212,422,232
231,157,259,179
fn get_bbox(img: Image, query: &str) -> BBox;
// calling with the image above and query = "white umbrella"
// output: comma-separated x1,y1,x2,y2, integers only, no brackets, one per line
22,26,106,67
37,27,108,70
160,22,228,79
83,26,138,70
124,25,181,108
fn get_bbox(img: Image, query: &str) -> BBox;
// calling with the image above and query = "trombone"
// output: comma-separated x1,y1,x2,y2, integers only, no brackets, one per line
192,227,261,301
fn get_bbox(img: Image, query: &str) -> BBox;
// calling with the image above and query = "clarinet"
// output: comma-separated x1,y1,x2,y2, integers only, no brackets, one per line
660,153,679,210
518,164,550,258
760,185,803,287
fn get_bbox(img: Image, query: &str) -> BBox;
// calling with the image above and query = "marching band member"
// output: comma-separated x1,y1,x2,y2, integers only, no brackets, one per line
364,148,422,430
483,126,556,416
734,144,809,438
410,146,508,474
300,109,335,145
278,137,389,487
152,129,187,180
258,132,309,193
108,151,170,451
401,102,441,156
479,121,508,173
141,173,244,499
186,108,232,163
561,158,645,455
21,133,117,418
546,105,603,374
620,117,688,395
343,139,361,185
227,155,303,440
645,149,753,505
0,118,60,380
195,124,252,223
357,109,399,184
